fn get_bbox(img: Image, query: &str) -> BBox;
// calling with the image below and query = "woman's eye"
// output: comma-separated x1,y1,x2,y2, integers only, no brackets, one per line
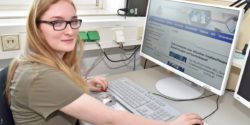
53,21,65,26
71,20,78,24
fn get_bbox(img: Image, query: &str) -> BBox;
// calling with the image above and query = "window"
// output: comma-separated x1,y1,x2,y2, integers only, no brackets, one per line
0,0,126,18
0,0,103,10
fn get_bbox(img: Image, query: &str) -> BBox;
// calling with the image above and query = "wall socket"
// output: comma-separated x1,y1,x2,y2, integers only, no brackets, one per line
1,34,20,51
112,27,125,43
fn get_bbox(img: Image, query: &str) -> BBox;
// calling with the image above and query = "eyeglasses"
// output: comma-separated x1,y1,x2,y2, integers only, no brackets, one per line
38,19,82,31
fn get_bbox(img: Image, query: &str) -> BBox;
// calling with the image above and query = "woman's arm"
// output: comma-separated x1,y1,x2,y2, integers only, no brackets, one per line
60,94,203,125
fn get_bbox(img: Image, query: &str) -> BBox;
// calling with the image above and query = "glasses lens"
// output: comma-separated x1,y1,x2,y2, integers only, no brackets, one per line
71,20,81,29
53,21,67,30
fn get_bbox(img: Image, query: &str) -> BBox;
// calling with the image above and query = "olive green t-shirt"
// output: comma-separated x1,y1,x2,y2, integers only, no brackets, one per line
10,62,84,125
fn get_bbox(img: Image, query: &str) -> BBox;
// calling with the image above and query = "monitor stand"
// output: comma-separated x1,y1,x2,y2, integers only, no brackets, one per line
155,76,205,100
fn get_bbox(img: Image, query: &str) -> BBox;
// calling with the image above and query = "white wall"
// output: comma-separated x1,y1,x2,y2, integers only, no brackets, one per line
82,47,142,77
0,0,146,75
0,0,103,10
0,16,145,76
103,0,126,13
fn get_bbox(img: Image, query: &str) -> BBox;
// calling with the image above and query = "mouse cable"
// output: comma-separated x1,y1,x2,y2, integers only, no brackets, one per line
226,89,235,92
152,93,216,101
143,59,159,69
144,59,148,69
203,95,220,120
96,42,140,62
153,93,220,120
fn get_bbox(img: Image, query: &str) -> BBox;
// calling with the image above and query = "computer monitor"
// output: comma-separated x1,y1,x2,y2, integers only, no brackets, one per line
140,0,243,99
234,46,250,109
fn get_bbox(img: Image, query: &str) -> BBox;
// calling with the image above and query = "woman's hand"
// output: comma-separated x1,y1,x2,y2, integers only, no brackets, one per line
167,113,204,125
87,76,109,92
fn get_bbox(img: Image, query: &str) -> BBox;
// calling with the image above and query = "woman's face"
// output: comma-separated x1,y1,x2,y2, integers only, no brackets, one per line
39,0,79,57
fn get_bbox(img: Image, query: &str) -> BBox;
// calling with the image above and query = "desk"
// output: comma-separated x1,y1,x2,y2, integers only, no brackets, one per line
106,66,250,125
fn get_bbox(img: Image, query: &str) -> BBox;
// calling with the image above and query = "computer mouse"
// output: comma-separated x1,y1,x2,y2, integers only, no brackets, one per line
98,92,116,106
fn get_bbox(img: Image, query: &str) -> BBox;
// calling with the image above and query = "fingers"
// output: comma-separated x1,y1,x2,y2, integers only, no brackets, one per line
94,76,108,90
88,76,109,92
169,113,203,125
185,113,203,120
181,113,204,125
90,85,103,92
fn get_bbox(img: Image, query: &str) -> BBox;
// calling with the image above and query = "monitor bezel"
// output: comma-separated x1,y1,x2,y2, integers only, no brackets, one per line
234,45,250,109
140,0,244,96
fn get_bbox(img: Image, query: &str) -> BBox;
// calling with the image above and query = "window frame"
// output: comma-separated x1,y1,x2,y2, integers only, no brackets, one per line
0,0,126,18
0,0,103,10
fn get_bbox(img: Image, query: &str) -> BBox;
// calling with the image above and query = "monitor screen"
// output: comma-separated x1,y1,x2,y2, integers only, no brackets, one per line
140,0,243,99
234,47,250,109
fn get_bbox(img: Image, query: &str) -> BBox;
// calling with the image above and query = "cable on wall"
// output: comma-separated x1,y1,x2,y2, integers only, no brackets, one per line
84,49,105,78
96,42,140,63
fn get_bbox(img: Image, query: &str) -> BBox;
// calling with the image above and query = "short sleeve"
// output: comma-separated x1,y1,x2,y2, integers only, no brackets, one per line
28,69,84,118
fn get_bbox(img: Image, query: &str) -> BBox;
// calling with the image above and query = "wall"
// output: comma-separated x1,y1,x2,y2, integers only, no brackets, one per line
0,15,145,76
0,0,142,75
82,47,142,77
103,0,126,13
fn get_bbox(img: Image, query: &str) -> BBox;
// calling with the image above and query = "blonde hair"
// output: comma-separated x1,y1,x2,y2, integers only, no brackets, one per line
6,0,89,101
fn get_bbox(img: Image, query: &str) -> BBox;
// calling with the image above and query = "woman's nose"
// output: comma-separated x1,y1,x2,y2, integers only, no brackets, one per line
64,24,74,35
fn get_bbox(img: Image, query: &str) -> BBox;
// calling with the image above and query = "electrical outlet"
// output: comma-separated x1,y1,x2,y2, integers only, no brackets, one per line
1,34,20,51
114,30,125,43
112,27,125,43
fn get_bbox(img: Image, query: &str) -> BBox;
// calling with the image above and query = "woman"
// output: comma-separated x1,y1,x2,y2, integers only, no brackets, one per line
6,0,203,125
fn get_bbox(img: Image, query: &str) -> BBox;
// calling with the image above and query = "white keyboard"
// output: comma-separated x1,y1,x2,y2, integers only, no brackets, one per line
108,77,181,121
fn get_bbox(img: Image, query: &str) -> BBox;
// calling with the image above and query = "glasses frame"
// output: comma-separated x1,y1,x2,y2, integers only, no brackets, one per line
37,19,82,31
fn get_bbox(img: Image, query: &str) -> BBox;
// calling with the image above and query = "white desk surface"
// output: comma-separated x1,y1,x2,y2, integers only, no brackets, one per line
106,66,250,125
